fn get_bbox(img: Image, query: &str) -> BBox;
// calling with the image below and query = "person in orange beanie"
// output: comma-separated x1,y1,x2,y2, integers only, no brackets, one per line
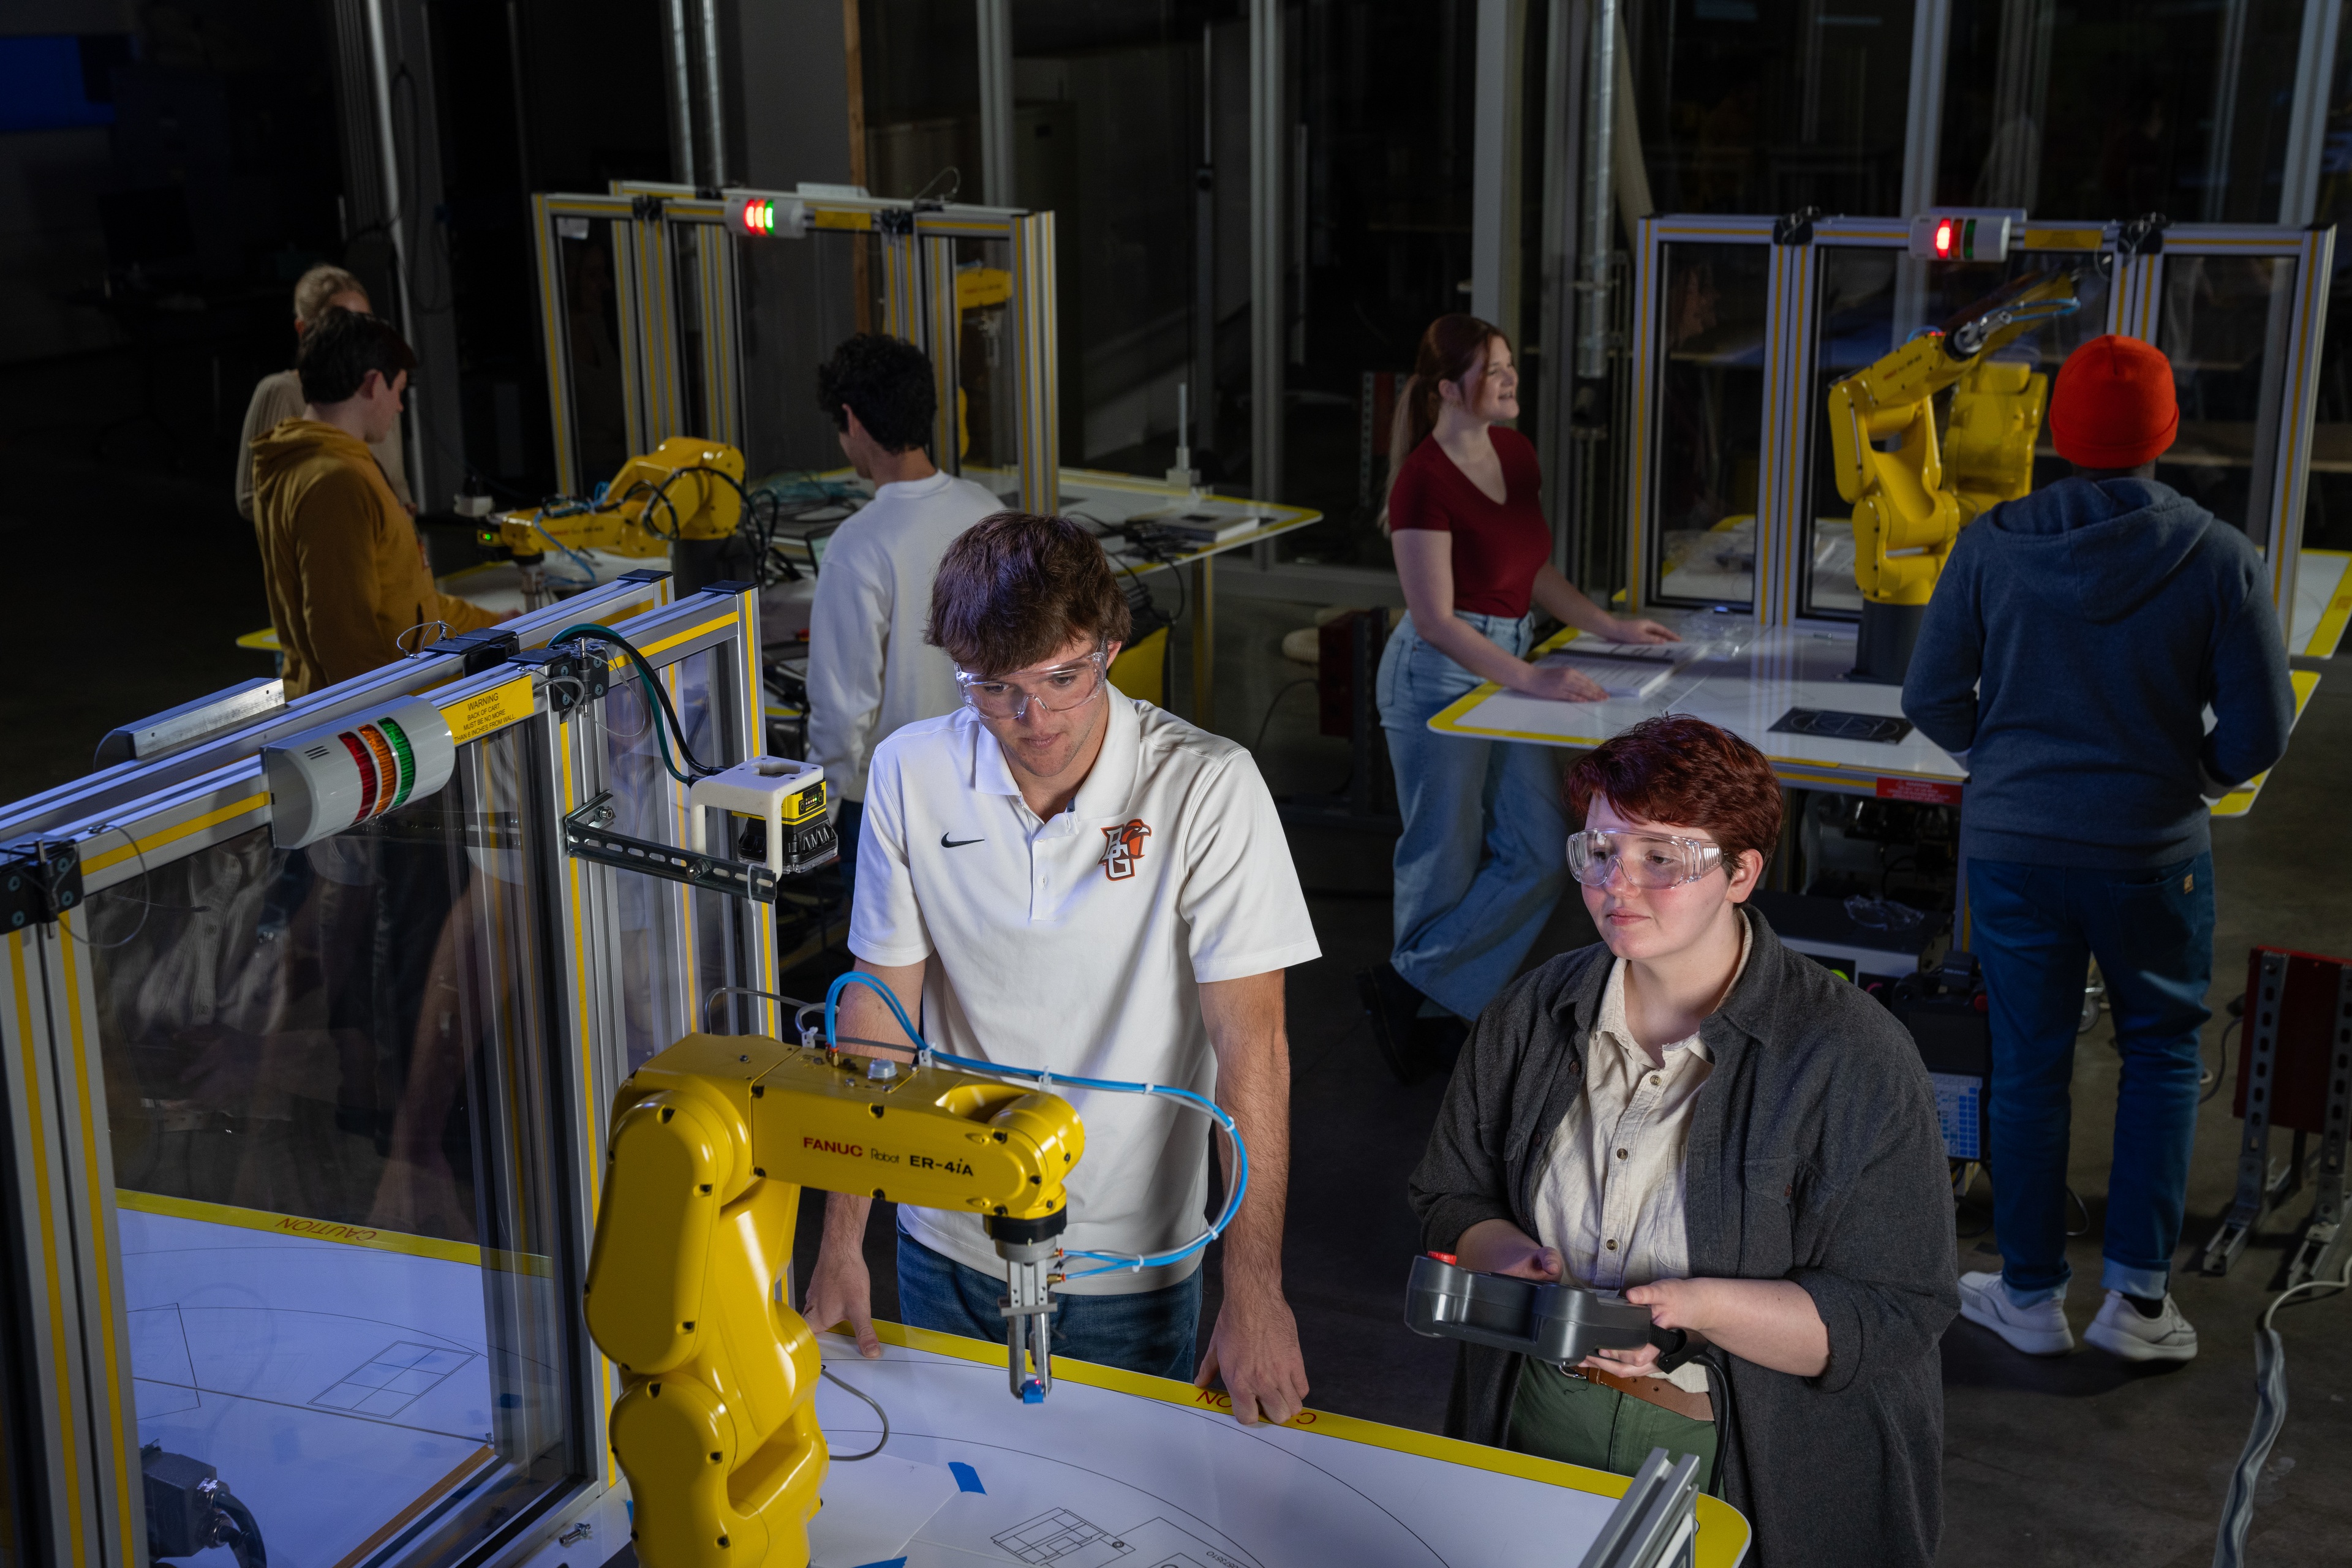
1902,333,2293,1368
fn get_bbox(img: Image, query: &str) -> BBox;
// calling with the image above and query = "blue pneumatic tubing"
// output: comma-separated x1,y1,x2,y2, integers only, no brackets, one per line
822,969,1248,1278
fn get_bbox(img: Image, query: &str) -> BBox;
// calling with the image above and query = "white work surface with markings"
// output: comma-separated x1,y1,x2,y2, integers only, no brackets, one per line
1431,620,1968,797
802,1329,1750,1568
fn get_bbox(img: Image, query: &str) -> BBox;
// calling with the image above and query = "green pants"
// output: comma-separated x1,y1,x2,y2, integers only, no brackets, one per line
1507,1360,1718,1490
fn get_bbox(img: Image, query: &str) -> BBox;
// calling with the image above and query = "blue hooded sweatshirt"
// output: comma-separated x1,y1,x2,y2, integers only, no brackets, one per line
1902,476,2294,869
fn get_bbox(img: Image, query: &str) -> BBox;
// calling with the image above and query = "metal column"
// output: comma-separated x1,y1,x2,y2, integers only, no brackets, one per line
1249,0,1284,505
1011,211,1060,515
697,0,728,187
1893,0,1953,334
2280,0,2347,225
977,0,1016,207
1469,0,1521,330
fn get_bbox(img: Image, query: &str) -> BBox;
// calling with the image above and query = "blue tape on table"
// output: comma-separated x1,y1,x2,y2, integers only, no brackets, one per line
949,1461,986,1493
850,1559,908,1568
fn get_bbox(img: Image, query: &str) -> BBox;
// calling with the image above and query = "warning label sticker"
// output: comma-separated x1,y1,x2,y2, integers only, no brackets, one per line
1876,776,1962,805
445,677,535,745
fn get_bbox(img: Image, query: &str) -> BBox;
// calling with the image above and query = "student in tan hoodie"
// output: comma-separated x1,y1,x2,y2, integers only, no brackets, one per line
251,310,498,697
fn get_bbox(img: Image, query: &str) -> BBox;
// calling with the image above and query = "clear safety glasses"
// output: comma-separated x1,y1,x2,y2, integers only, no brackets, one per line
1566,829,1725,891
956,649,1109,721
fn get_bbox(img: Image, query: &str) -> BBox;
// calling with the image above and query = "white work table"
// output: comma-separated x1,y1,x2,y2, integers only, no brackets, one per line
802,1323,1752,1568
1430,620,2318,819
428,466,1322,729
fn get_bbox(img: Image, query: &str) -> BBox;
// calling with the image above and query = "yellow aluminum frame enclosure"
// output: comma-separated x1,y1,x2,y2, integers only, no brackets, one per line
1627,214,2334,641
532,181,1061,516
0,571,823,1566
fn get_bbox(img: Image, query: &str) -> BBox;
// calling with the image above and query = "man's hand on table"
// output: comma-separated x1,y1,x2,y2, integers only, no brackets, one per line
1196,1285,1310,1426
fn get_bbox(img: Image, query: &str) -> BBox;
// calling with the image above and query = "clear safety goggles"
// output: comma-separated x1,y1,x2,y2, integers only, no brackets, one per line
955,649,1108,721
1565,829,1725,891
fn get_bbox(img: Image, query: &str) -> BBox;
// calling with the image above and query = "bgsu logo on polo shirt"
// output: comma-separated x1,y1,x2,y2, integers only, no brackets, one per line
1100,819,1151,880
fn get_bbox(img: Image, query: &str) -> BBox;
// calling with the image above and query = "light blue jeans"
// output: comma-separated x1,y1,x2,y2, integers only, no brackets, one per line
1376,611,1569,1021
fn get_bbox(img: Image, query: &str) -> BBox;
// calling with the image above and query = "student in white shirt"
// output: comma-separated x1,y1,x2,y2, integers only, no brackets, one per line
802,513,1321,1425
807,333,1004,886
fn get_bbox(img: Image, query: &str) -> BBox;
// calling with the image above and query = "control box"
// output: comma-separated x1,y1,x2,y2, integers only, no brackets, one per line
1403,1254,1668,1365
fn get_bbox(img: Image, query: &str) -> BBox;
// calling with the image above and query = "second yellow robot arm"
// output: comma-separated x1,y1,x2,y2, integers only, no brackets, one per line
498,436,747,561
1826,271,2075,606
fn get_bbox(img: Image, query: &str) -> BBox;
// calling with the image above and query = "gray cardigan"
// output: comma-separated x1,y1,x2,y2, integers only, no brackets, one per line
1407,910,1956,1568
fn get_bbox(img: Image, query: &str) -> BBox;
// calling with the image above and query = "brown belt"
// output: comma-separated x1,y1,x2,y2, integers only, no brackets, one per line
1562,1362,1714,1424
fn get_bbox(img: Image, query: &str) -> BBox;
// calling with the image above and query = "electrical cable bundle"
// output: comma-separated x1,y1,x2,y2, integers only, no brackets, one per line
818,971,1248,1280
552,622,718,785
2212,1256,2352,1567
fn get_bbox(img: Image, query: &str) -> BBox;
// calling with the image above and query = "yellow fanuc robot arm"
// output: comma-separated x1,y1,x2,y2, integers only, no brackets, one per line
1826,271,2077,618
495,437,746,581
582,1031,1084,1568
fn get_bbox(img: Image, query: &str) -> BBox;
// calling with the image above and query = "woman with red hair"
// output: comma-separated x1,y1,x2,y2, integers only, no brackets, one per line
1409,715,1954,1567
1362,314,1676,1080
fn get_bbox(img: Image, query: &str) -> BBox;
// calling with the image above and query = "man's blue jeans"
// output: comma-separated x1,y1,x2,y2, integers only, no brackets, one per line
895,1226,1202,1381
1375,610,1569,1022
1969,853,2214,1303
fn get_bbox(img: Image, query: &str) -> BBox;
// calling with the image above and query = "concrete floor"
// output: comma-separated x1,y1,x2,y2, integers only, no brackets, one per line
7,396,2346,1565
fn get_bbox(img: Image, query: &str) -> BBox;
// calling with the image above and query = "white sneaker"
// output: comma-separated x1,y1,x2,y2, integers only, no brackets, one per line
2084,1290,2198,1363
1958,1270,2075,1355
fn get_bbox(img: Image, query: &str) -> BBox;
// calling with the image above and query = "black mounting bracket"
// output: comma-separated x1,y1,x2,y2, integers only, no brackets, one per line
1,839,84,931
508,646,611,716
1774,206,1826,246
561,791,835,905
2116,212,2171,258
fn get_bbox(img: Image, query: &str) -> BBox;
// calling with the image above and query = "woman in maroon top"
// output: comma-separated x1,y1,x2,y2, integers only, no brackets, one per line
1359,315,1677,1082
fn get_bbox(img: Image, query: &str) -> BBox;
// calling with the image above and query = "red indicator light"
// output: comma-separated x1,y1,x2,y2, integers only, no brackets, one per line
1935,220,1953,257
741,198,775,236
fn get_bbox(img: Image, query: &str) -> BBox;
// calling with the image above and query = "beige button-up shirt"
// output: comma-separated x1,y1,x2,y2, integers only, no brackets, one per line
1531,922,1750,1393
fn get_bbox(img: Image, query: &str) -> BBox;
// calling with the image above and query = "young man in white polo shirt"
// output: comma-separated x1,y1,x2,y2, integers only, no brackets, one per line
807,332,1005,887
803,513,1321,1425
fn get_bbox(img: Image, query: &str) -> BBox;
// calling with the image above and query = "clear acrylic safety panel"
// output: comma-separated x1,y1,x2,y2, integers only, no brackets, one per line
1647,239,1771,610
1796,241,2115,619
0,1163,31,1566
552,214,638,488
951,235,1022,497
668,222,714,443
586,643,767,1069
734,228,883,480
81,722,579,1565
2154,252,2302,550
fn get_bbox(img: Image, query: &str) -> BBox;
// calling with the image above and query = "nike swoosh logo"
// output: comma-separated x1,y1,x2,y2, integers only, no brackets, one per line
941,834,984,849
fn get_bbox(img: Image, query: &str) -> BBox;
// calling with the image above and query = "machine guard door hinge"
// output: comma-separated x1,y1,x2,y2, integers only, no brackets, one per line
1773,206,1823,246
1,839,84,931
